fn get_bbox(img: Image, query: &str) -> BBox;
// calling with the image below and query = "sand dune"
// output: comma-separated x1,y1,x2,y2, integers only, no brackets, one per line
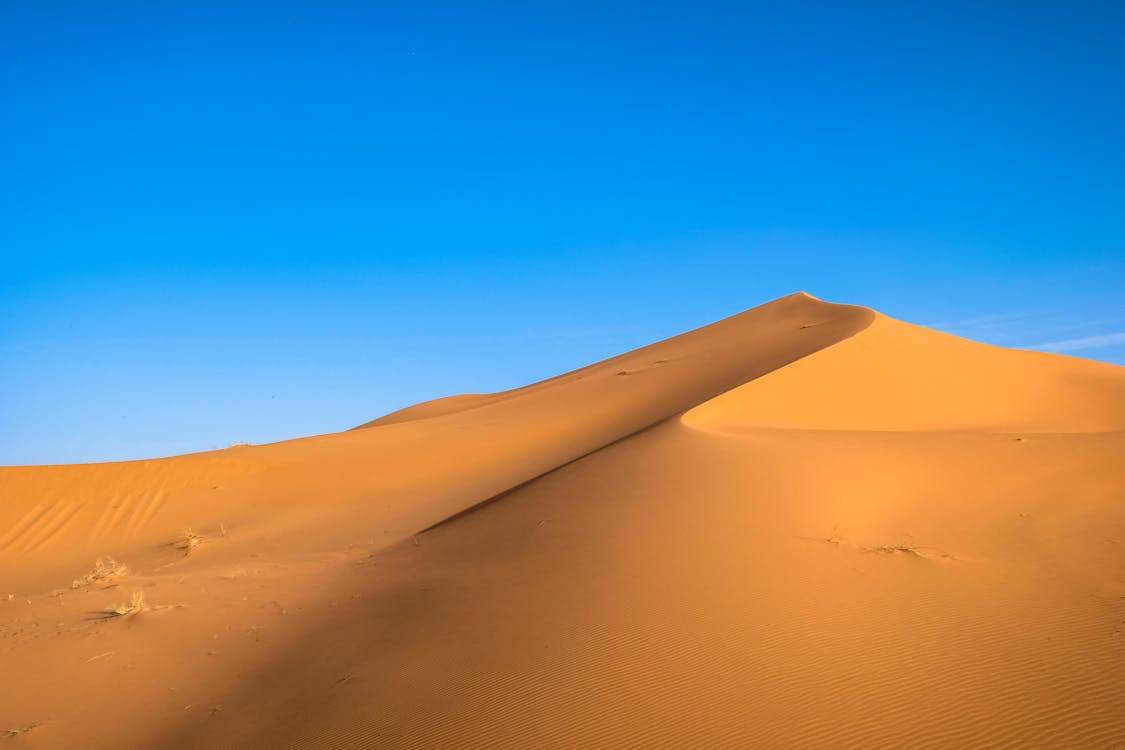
2,293,1123,749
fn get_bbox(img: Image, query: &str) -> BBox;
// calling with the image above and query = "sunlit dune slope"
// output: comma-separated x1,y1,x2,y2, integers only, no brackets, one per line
684,312,1125,432
350,393,497,428
2,293,1123,750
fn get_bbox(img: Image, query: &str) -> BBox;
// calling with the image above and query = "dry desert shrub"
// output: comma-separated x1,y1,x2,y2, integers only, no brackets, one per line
170,524,228,556
104,590,147,618
72,558,128,589
175,529,204,555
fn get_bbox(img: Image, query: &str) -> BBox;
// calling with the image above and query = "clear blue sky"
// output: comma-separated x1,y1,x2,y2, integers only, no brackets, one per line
2,1,1123,465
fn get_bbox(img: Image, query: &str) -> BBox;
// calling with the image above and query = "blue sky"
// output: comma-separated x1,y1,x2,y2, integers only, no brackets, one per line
2,1,1123,465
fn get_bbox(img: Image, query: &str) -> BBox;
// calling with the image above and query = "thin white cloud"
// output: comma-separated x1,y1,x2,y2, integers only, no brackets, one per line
1024,332,1125,353
922,312,1027,334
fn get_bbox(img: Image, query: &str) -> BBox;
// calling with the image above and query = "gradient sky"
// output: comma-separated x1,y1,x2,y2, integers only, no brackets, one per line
3,1,1124,465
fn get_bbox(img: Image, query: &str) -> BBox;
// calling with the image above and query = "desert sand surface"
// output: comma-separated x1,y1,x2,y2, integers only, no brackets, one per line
2,292,1124,749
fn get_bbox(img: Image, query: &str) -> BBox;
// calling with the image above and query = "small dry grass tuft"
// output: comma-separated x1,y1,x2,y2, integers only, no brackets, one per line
813,527,956,561
860,543,958,560
175,529,205,555
865,544,923,557
104,590,147,618
72,558,128,589
4,722,41,737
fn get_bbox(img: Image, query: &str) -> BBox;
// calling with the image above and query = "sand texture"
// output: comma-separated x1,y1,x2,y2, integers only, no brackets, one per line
2,292,1123,748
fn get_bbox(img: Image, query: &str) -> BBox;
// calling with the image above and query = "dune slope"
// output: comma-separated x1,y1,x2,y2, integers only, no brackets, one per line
2,293,1123,749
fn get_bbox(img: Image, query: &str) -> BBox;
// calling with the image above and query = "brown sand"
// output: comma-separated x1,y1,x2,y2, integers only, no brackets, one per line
1,292,1123,748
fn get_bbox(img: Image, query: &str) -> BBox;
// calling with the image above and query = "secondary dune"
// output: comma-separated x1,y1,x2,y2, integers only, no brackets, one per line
1,292,1122,749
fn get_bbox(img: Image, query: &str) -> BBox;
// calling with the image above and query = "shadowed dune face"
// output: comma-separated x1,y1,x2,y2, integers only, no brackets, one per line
2,293,1124,750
